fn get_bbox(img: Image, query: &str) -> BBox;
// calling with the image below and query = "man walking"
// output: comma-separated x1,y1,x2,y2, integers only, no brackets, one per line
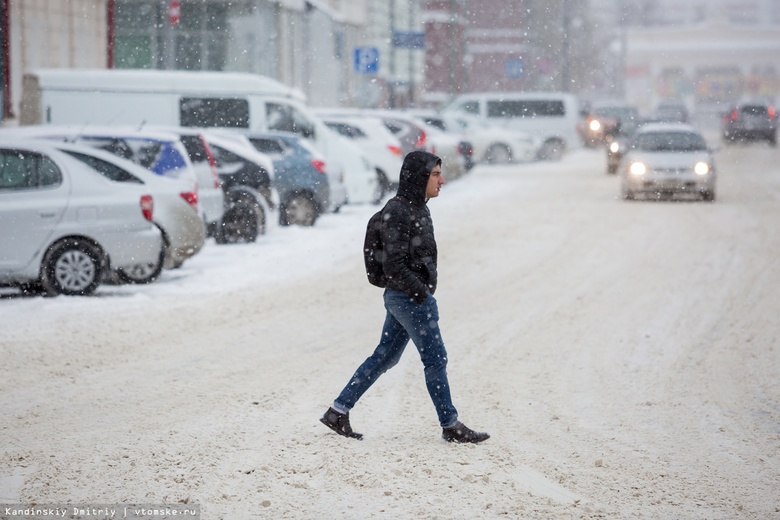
320,150,490,444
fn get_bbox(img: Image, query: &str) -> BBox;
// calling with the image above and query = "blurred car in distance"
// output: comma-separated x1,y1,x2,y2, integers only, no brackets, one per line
721,101,777,146
408,110,538,165
441,91,580,161
581,101,640,147
653,100,690,123
241,131,333,226
0,140,164,296
51,141,206,277
619,123,716,201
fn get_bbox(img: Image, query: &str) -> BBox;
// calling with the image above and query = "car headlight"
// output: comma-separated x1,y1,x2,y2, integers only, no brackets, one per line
694,161,710,175
609,141,620,153
589,119,601,132
629,161,647,176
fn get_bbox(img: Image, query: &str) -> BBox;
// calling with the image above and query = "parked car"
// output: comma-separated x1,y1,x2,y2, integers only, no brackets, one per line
408,110,538,165
320,115,404,193
375,111,468,180
202,132,274,243
0,140,164,296
144,126,226,237
322,126,382,205
721,101,777,146
619,123,716,201
0,125,222,237
50,141,206,278
240,131,333,226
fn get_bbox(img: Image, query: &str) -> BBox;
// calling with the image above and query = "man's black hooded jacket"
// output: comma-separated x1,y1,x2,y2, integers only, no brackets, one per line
380,150,441,303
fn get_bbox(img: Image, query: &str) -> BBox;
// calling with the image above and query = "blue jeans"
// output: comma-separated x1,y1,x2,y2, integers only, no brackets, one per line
334,289,459,428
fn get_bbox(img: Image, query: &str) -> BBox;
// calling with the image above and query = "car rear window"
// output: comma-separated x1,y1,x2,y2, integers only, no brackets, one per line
62,151,143,184
179,135,210,165
741,105,769,117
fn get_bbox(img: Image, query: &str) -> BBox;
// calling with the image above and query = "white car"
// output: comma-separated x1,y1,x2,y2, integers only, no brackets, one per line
320,126,381,205
0,125,222,237
619,123,717,201
50,141,207,275
0,140,164,296
410,110,540,165
320,115,404,193
143,126,226,237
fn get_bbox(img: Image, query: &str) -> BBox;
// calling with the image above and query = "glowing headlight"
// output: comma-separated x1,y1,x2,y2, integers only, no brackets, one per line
694,161,710,175
589,119,601,131
609,141,620,153
629,162,647,176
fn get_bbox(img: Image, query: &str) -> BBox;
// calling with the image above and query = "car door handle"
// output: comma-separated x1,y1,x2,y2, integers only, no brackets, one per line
39,212,57,219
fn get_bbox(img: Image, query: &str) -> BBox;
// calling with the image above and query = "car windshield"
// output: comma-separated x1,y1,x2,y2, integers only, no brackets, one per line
634,132,707,152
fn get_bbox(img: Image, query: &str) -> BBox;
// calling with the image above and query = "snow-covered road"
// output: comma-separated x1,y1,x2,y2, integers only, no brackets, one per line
2,142,779,519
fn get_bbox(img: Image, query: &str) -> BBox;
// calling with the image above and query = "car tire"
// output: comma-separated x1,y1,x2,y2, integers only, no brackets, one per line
485,144,512,165
607,163,617,174
40,238,104,296
537,139,565,161
768,133,777,147
621,185,635,201
280,193,318,227
373,169,389,205
116,243,165,284
701,190,716,202
215,201,264,244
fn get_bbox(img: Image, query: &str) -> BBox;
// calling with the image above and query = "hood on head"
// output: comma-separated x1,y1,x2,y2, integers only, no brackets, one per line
396,150,441,204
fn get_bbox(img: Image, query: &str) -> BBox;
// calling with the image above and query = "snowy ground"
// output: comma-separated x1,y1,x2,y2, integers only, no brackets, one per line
1,143,779,519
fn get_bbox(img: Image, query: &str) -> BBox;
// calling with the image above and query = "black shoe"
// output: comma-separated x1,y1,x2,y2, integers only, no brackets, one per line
442,421,490,444
320,407,363,440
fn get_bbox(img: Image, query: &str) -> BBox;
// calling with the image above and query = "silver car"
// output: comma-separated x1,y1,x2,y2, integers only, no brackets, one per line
619,123,717,202
51,141,207,274
0,140,164,296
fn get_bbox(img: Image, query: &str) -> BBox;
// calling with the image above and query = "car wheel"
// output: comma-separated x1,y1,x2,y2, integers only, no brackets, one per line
281,194,318,227
215,201,263,244
621,185,635,201
373,169,389,204
40,238,104,296
768,133,777,147
485,144,512,164
701,190,716,202
116,243,165,284
607,163,617,174
537,139,565,161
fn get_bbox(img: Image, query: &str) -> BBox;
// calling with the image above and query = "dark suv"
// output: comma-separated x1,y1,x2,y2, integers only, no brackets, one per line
722,102,777,146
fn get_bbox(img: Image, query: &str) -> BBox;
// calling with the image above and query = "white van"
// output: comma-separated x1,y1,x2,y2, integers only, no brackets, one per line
441,91,580,160
20,68,375,206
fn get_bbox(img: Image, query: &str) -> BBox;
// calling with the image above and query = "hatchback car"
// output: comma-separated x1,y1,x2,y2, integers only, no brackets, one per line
0,140,163,295
321,115,404,193
50,141,206,274
242,131,332,227
619,123,716,201
721,102,777,146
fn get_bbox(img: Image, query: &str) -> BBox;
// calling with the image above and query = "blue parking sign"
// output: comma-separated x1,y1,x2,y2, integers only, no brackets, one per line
354,47,379,74
506,58,523,78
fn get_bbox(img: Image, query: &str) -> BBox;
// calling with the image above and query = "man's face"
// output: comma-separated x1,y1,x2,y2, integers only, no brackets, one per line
425,165,444,199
